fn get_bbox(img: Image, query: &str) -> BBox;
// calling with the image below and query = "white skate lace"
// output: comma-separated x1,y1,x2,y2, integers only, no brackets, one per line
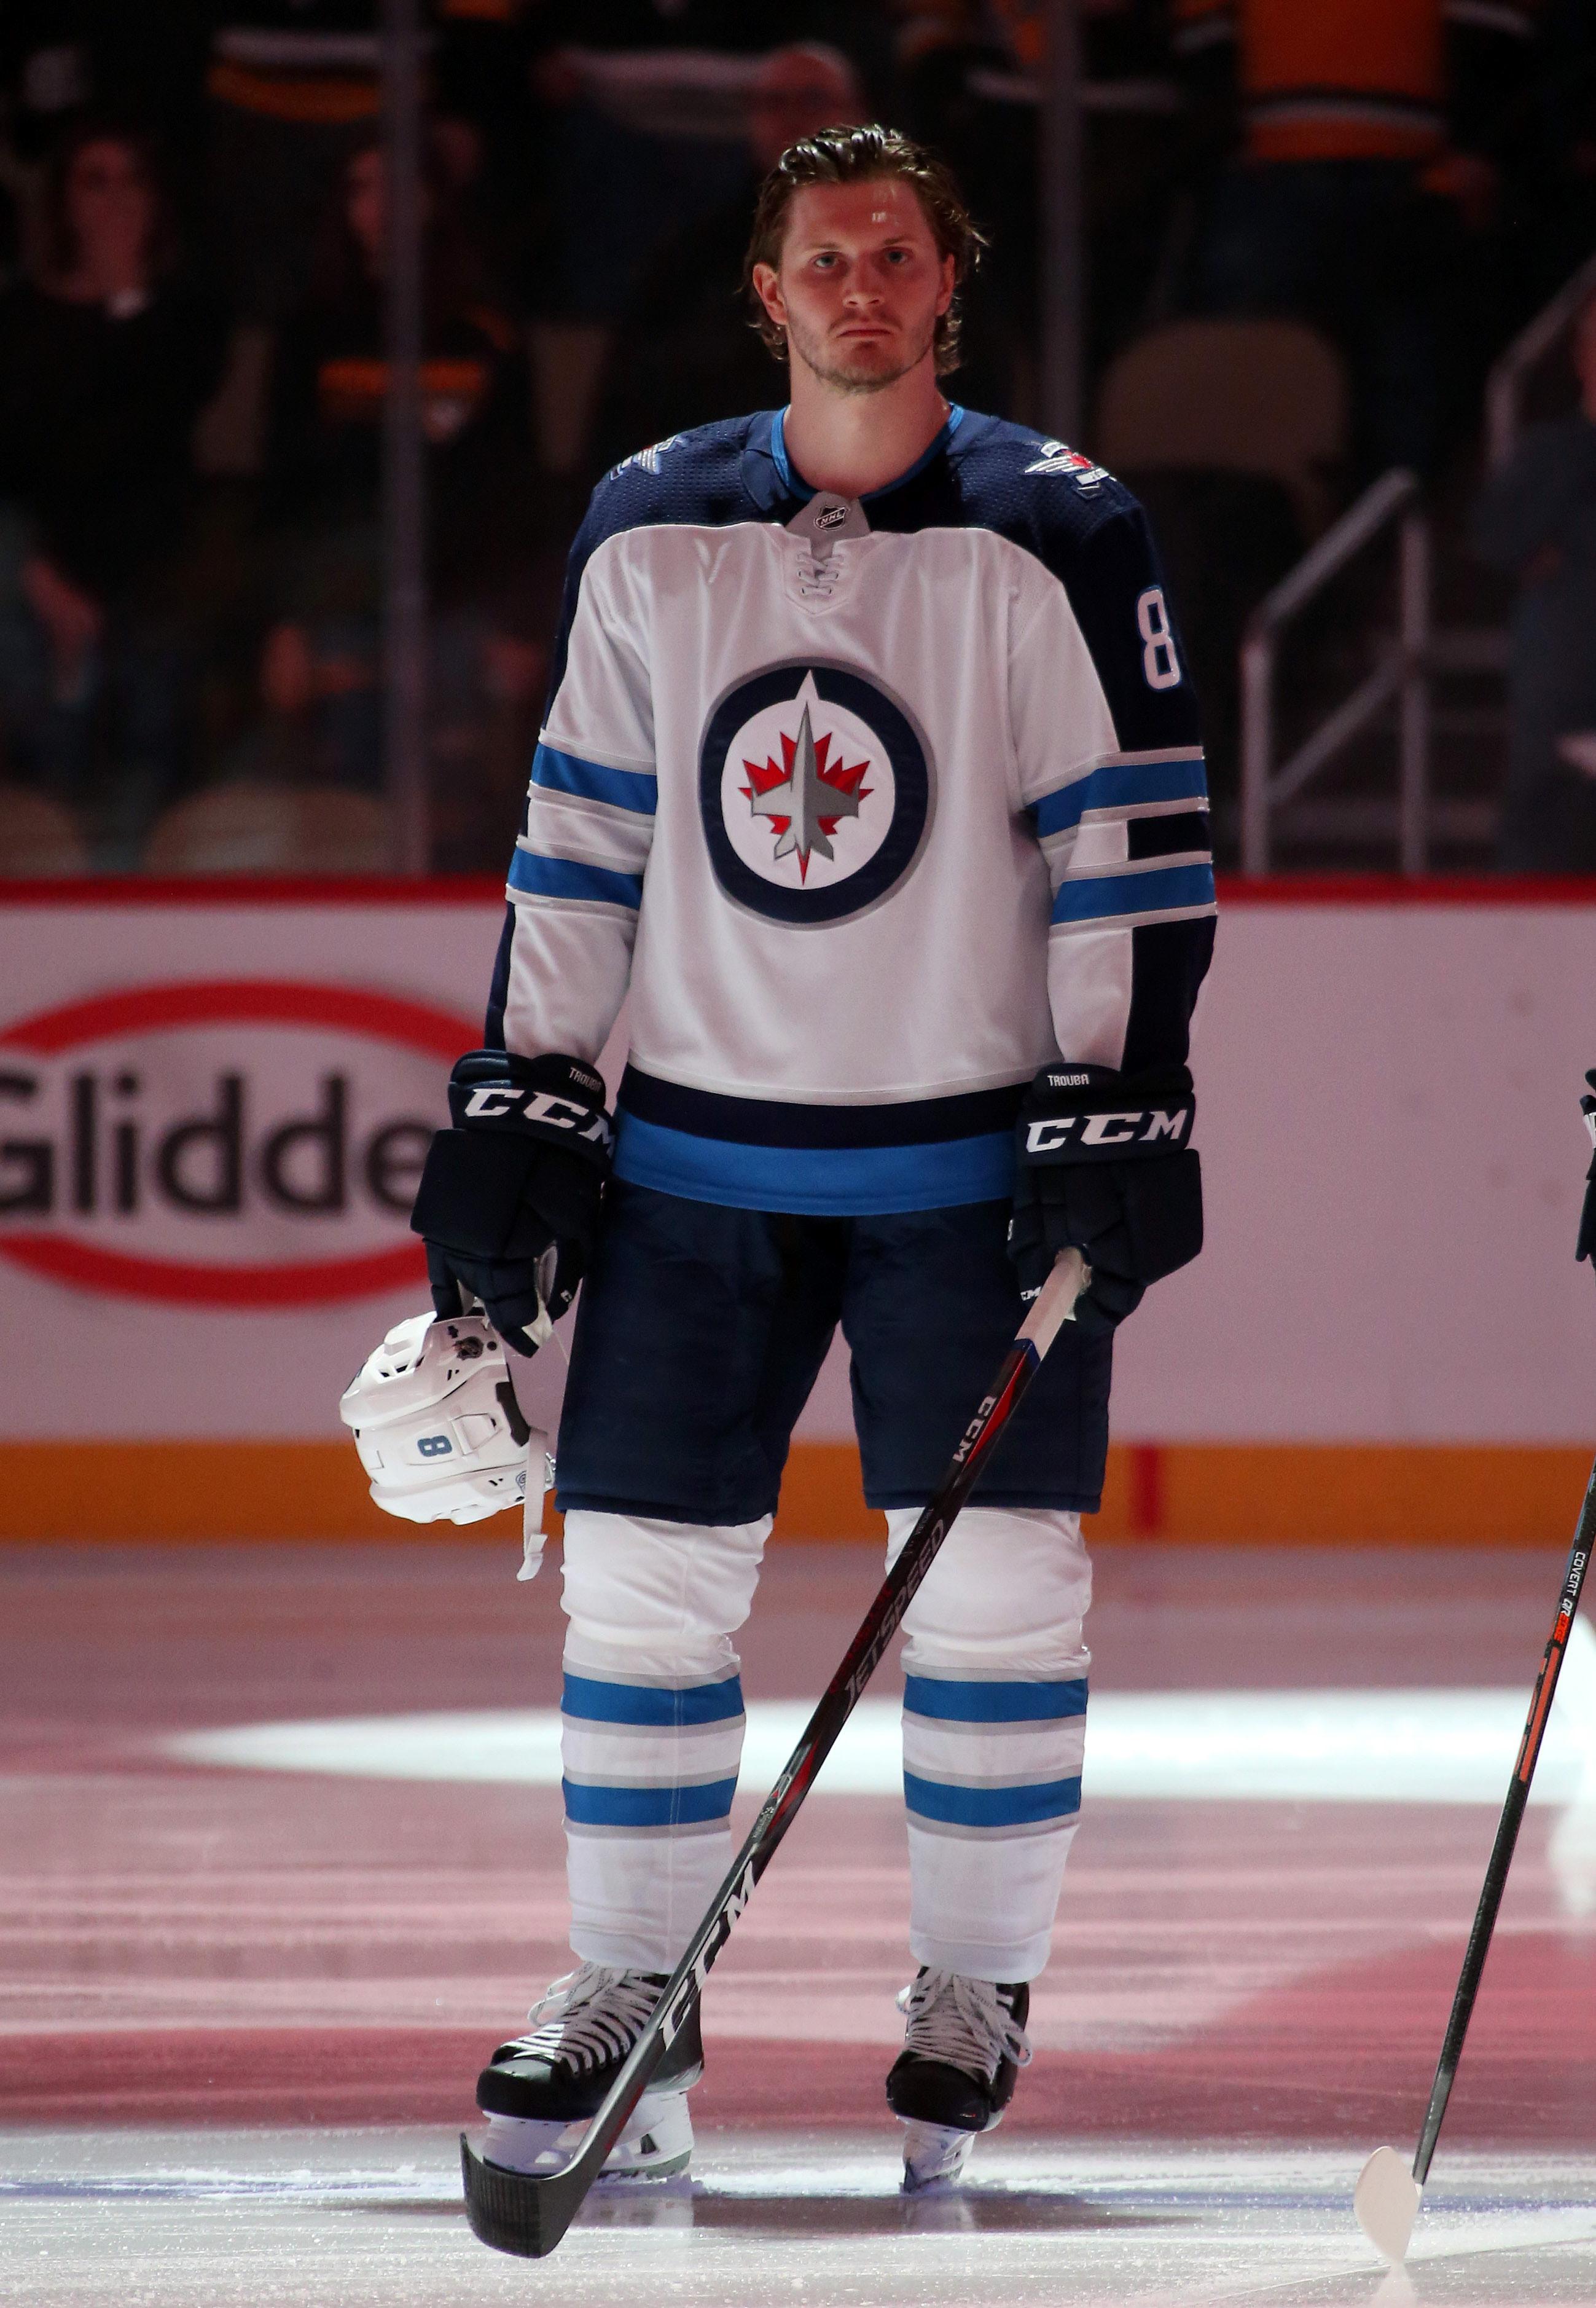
503,1963,660,2074
896,1970,1033,2084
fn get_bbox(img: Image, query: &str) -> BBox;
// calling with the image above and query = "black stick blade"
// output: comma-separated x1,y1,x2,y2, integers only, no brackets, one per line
460,2134,586,2259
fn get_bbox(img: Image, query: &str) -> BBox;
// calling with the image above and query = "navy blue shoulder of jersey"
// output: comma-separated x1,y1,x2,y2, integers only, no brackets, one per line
942,412,1200,754
542,413,795,703
588,413,780,541
926,412,1210,1075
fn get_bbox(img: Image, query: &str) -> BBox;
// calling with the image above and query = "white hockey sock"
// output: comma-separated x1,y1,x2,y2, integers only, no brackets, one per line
560,1645,746,1970
559,1509,769,1972
890,1505,1091,1982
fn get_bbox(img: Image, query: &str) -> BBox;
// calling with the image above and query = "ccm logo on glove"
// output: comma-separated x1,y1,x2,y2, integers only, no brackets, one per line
1007,1060,1202,1334
1023,1106,1191,1156
410,1048,612,1355
461,1081,612,1151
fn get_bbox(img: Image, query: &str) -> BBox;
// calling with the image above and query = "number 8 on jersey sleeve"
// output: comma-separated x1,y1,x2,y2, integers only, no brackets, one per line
1136,587,1181,690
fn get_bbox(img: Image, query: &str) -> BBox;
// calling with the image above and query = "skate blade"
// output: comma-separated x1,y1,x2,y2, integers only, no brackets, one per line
482,2093,692,2183
899,2118,975,2193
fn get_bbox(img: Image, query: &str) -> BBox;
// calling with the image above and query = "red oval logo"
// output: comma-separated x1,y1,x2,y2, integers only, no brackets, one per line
0,980,473,1307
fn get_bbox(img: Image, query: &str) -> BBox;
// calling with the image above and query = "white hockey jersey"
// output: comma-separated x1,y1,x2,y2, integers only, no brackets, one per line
485,406,1215,1215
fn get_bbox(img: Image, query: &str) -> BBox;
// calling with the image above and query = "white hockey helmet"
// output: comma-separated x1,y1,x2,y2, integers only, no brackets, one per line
340,1310,547,1527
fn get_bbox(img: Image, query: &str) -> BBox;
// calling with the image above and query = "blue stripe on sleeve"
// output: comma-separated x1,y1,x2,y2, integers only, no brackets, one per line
561,1673,745,1727
1050,860,1216,926
904,1675,1088,1724
531,744,658,815
903,1771,1084,1829
562,1776,738,1828
1031,755,1208,837
508,848,643,909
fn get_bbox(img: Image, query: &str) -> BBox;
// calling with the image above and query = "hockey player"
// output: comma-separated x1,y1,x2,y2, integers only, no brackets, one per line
408,124,1213,2190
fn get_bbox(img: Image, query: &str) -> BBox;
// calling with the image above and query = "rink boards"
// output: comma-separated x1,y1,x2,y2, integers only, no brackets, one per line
1,875,1592,1544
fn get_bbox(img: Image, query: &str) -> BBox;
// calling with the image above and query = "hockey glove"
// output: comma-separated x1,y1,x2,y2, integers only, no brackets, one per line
1007,1061,1203,1335
1578,1069,1596,1276
410,1050,612,1355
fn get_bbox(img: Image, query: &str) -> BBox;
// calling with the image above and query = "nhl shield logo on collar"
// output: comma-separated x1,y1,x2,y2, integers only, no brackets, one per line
698,661,932,927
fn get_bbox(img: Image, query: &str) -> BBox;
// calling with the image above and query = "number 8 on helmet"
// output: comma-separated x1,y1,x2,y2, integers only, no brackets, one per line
340,1310,550,1534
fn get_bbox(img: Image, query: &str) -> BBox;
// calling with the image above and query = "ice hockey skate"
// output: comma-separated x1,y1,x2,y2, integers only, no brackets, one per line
886,1969,1033,2191
476,1963,702,2181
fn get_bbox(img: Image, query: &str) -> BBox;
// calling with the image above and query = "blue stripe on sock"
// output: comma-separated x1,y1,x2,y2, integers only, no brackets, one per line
903,1675,1088,1724
561,1673,745,1727
903,1770,1083,1829
562,1776,738,1828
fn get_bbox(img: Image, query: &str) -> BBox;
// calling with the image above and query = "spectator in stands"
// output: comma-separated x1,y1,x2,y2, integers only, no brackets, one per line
1473,288,1596,871
1173,0,1541,477
525,6,890,474
0,119,225,851
0,6,206,188
254,135,539,815
896,0,1177,407
586,41,866,477
205,0,523,324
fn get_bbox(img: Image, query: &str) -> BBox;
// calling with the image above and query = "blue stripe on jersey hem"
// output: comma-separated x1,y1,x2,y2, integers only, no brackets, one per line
903,1674,1089,1724
612,1112,1016,1215
508,849,643,909
531,744,657,815
902,1771,1084,1829
1050,860,1216,925
562,1776,738,1828
561,1672,745,1727
1032,754,1208,836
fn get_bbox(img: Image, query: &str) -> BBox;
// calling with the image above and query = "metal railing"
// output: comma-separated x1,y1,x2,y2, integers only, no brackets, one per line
1485,249,1596,468
1240,469,1430,876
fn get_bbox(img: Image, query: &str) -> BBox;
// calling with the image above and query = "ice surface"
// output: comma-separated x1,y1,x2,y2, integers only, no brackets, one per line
8,1547,1596,2308
4,2131,1595,2308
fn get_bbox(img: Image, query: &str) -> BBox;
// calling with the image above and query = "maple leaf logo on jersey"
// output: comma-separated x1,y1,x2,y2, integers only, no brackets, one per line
700,659,931,927
740,699,872,881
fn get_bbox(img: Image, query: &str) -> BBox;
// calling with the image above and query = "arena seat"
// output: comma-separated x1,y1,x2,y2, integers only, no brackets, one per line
144,780,393,875
0,785,91,876
1094,316,1348,540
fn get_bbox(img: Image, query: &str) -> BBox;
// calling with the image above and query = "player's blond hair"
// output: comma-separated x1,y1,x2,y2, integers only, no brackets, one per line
743,124,986,377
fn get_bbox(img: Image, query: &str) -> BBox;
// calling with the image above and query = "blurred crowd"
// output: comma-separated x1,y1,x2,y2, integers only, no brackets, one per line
0,0,1590,874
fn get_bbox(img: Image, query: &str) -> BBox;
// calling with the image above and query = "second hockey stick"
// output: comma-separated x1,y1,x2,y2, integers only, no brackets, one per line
1355,1458,1595,2261
462,1246,1090,2259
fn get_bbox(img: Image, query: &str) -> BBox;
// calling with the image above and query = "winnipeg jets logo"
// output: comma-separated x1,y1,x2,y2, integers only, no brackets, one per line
1024,439,1109,489
741,680,872,882
700,662,932,927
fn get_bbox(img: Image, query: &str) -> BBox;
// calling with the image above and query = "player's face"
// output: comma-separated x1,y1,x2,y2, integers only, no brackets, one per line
754,178,955,396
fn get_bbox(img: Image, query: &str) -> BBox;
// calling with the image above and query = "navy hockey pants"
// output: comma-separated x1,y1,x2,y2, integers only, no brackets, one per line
553,1180,1113,1522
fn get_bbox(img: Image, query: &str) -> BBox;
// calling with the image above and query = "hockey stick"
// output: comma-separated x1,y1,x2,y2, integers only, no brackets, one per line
462,1246,1090,2258
1355,1462,1595,2261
